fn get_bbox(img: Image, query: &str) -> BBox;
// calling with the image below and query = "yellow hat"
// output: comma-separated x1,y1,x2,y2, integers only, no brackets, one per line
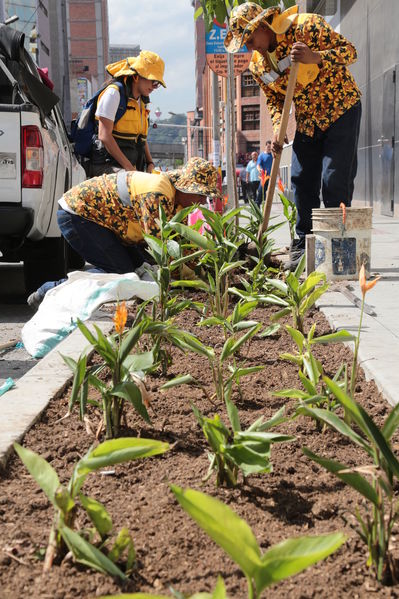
106,50,166,87
224,2,298,54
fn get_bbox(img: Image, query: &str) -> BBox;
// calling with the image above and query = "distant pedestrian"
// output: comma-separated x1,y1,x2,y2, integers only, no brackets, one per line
256,140,273,205
238,163,248,202
246,151,259,203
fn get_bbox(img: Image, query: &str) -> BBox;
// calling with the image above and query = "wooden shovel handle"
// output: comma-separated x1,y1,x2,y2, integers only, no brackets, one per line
257,61,299,242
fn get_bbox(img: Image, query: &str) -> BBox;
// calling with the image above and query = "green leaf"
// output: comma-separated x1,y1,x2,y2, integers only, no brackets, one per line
161,374,197,390
265,278,288,295
225,396,241,432
119,321,147,364
300,284,329,315
167,239,181,259
225,443,272,476
285,325,304,352
79,493,113,538
382,403,399,441
219,261,245,278
310,330,355,345
270,307,291,321
273,389,309,399
170,485,262,579
54,486,75,515
298,407,372,455
123,351,154,373
303,448,379,505
108,527,136,572
14,443,60,507
171,279,210,292
298,271,326,300
259,323,280,337
111,381,150,423
60,526,126,579
323,377,399,478
171,222,216,250
220,324,261,362
255,533,346,592
76,438,169,477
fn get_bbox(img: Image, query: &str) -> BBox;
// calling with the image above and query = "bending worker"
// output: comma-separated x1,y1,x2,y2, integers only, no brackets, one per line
27,158,220,309
91,50,166,176
225,3,361,269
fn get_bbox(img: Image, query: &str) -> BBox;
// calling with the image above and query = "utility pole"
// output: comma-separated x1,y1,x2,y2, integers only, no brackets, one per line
225,52,238,212
211,70,220,167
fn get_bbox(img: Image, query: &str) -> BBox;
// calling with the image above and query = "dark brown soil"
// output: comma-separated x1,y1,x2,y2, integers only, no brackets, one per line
1,299,399,599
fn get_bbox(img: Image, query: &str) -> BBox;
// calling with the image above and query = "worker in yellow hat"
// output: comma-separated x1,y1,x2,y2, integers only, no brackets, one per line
225,3,361,270
27,158,221,309
91,50,166,177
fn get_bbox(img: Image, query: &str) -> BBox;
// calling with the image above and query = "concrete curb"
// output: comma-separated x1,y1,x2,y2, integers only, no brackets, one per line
0,319,113,470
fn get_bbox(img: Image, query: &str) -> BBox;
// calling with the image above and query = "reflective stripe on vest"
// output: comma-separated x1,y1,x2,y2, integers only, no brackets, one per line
116,170,131,207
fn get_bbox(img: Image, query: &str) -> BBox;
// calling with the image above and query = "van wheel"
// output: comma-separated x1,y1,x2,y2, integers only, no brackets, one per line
23,237,69,295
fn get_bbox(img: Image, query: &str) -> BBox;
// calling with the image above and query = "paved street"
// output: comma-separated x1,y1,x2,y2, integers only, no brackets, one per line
0,263,38,385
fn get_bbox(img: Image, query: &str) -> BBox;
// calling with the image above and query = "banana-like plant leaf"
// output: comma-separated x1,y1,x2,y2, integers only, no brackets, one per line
298,271,326,300
111,381,150,423
14,443,60,507
285,325,304,352
323,377,399,478
254,532,346,592
171,222,216,250
161,374,197,390
310,330,355,344
382,402,399,441
79,493,113,538
303,447,379,505
76,438,169,478
170,485,262,579
60,525,126,579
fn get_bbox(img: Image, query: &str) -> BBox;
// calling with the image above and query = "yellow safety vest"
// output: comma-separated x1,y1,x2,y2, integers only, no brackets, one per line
96,83,149,142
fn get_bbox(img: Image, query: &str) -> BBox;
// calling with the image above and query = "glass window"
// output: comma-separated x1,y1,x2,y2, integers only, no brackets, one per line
241,105,260,131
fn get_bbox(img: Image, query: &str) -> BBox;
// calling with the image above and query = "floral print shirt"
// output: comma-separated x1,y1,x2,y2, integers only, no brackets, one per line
62,171,176,244
249,14,361,137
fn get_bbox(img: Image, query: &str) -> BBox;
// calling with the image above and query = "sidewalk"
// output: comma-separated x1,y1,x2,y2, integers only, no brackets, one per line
268,202,399,407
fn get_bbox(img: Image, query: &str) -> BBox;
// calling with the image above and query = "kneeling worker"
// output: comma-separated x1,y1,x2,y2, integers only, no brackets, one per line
27,158,221,309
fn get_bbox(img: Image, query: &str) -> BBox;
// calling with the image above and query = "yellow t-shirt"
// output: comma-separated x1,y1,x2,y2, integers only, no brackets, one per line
62,171,176,243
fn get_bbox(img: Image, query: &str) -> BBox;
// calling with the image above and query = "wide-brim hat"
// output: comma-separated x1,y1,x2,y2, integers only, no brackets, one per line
106,50,166,87
224,3,298,54
167,157,221,199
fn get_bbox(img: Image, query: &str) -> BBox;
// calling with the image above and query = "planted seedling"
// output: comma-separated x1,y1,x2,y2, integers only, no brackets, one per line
303,377,399,583
14,437,169,578
171,485,346,598
192,400,293,487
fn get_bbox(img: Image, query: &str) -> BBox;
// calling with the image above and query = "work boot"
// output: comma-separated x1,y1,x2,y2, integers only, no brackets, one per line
286,238,305,271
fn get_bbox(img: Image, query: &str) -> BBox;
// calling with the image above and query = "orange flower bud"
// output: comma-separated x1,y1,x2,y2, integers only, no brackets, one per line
259,169,270,188
114,301,127,335
359,264,380,296
278,178,285,194
339,202,346,226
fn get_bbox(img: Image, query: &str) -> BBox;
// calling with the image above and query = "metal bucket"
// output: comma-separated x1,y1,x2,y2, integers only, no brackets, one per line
312,207,373,280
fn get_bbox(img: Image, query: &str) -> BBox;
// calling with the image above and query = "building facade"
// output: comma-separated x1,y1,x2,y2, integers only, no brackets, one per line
109,44,140,64
339,0,399,216
68,0,109,119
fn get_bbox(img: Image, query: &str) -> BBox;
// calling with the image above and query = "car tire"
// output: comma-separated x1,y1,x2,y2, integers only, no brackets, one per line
23,237,69,294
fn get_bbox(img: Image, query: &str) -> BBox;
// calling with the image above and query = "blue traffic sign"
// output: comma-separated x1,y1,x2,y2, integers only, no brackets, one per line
205,22,248,54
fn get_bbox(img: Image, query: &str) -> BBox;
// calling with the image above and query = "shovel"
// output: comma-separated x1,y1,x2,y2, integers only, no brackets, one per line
257,60,299,243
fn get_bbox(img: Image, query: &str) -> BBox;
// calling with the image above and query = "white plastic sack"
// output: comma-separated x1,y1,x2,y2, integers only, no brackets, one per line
22,271,159,359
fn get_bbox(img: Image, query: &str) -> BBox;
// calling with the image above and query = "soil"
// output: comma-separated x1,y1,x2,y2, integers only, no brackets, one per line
1,297,399,599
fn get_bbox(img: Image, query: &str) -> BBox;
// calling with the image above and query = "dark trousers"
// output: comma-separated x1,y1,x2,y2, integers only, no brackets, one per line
57,209,146,274
248,181,259,203
239,180,248,202
291,101,362,244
